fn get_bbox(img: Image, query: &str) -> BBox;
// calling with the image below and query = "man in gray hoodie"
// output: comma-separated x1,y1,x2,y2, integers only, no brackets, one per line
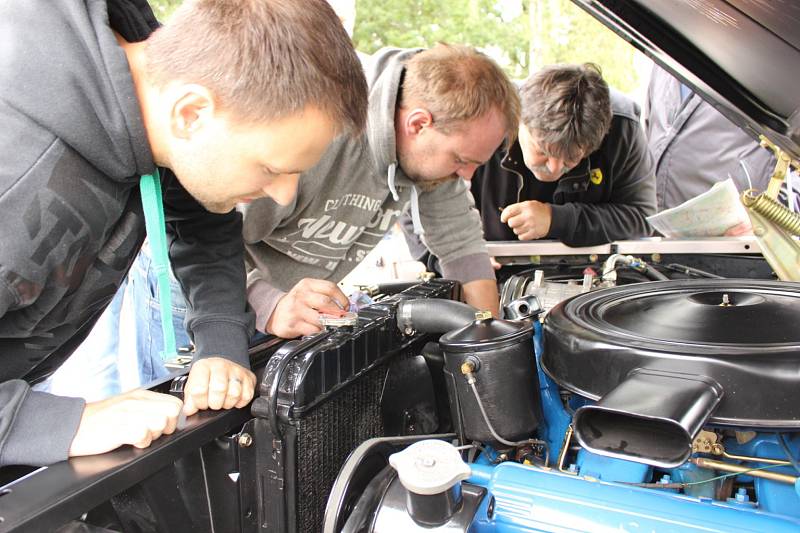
242,44,521,337
0,0,367,466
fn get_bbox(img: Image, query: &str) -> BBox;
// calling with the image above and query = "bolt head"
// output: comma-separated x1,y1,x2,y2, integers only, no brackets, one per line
238,433,253,447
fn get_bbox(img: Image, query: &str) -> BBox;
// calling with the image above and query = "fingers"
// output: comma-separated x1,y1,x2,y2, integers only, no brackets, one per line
223,377,243,409
184,358,256,414
302,291,347,314
516,228,538,241
502,201,549,241
499,203,522,224
69,390,183,458
267,278,351,338
185,360,211,413
296,278,349,309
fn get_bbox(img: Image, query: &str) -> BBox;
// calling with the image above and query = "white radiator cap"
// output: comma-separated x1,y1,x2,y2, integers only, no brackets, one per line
388,439,471,495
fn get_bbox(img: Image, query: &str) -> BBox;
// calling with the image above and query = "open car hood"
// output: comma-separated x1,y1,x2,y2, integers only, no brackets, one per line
573,0,800,160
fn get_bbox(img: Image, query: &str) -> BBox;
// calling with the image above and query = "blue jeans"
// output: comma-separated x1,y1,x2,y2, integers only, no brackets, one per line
34,279,128,401
35,246,195,399
129,246,193,385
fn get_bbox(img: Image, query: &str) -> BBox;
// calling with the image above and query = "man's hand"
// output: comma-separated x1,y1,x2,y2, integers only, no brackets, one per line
183,357,256,416
500,201,553,240
69,389,183,457
266,278,349,338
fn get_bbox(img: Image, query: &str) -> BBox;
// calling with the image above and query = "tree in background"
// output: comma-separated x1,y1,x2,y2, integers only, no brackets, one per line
147,0,648,94
353,0,647,94
353,0,531,79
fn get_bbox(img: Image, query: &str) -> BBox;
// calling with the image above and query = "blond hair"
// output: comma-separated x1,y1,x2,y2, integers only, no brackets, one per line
400,43,520,142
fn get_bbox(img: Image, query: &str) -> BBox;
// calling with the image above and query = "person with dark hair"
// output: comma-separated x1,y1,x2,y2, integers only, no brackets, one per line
471,63,657,247
0,0,367,467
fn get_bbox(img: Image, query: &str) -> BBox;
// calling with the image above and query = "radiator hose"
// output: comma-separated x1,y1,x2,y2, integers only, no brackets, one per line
396,299,477,335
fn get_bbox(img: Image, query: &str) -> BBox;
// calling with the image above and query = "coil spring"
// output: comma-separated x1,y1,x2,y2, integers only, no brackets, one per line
742,189,800,236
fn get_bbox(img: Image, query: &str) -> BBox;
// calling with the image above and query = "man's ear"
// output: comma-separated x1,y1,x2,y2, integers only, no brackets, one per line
403,107,434,136
169,84,216,140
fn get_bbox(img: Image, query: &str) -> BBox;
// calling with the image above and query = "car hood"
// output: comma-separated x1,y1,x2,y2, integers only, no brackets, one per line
573,0,800,160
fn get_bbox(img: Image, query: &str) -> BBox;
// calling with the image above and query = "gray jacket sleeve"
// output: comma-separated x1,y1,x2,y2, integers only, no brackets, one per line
547,118,657,246
418,179,495,283
0,380,85,466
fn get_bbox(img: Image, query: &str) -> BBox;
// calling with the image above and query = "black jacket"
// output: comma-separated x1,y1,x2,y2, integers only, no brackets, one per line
0,0,253,466
471,90,657,246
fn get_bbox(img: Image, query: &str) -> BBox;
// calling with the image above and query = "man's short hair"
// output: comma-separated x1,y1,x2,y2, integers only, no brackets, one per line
145,0,367,136
400,43,521,143
520,63,612,162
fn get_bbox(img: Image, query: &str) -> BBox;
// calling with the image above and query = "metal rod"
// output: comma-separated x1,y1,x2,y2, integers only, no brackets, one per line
691,457,798,485
721,451,792,466
557,425,577,475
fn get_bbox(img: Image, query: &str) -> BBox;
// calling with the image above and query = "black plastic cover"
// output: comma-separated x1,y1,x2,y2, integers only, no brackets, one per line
543,279,800,428
440,317,533,353
573,368,724,468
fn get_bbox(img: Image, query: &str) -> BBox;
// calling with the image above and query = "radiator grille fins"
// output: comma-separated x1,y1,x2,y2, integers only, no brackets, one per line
295,362,388,532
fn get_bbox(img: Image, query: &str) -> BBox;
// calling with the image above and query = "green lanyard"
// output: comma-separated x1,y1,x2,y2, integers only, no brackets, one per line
139,169,178,360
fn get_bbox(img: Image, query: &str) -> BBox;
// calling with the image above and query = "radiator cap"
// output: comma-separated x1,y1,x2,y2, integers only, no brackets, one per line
388,440,470,495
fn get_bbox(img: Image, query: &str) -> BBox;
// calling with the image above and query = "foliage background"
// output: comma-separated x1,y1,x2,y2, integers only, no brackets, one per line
148,0,649,96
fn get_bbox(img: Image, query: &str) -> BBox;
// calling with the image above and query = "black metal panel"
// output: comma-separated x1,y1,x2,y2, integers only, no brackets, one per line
381,354,440,436
0,406,251,533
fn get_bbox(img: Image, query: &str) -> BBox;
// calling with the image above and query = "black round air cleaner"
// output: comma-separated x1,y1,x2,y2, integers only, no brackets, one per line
543,279,800,467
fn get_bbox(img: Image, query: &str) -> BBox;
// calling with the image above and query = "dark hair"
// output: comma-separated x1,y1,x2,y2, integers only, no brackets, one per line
145,0,367,136
520,63,612,161
400,43,520,142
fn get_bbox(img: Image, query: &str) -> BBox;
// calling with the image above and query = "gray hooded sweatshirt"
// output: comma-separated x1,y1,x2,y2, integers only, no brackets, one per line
0,0,253,466
242,48,494,330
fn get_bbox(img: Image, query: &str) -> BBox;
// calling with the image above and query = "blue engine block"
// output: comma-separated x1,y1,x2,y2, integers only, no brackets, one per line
461,322,800,531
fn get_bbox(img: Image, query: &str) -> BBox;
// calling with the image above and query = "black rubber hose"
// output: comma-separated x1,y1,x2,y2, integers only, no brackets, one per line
642,264,669,281
396,299,477,334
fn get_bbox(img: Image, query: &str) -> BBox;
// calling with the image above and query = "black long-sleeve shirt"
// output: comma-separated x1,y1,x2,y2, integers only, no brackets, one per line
471,89,657,247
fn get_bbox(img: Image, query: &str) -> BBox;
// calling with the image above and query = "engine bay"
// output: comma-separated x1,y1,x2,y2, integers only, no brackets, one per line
322,253,800,532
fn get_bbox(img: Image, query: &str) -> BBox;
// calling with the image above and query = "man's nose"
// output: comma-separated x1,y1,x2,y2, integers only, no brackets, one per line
546,158,565,176
457,163,479,181
263,174,300,206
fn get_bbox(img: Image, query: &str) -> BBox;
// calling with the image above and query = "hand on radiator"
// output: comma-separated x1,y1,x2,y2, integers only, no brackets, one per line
266,277,349,338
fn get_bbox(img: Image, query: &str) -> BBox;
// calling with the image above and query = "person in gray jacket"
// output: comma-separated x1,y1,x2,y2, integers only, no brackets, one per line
0,0,366,467
645,64,776,211
242,44,521,337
